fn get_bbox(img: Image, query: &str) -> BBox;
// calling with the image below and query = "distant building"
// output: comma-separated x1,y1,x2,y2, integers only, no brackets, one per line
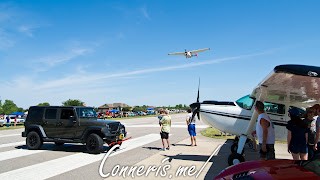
97,103,131,113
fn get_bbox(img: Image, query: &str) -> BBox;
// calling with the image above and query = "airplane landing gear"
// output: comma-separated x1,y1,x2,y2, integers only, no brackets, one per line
228,153,245,166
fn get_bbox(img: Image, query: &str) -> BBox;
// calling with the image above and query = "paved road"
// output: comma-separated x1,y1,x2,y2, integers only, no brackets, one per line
0,113,210,180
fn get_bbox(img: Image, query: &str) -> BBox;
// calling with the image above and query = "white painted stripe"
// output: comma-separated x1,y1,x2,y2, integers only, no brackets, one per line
0,149,45,161
0,133,21,138
126,125,209,128
0,141,25,148
0,134,162,180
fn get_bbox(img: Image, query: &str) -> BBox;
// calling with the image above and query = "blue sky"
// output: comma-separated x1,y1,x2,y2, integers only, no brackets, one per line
0,0,320,109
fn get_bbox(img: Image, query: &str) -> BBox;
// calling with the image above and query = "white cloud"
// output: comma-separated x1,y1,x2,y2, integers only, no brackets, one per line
18,25,34,37
140,6,150,20
34,48,93,68
0,29,15,49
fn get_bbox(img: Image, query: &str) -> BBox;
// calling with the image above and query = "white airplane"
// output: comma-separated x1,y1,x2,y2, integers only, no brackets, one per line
168,48,210,58
190,64,320,166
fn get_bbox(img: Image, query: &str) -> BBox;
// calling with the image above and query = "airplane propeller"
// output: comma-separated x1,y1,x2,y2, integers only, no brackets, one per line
190,78,201,121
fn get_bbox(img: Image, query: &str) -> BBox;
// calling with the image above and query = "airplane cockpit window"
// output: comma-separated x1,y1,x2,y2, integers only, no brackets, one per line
264,102,285,114
236,95,255,110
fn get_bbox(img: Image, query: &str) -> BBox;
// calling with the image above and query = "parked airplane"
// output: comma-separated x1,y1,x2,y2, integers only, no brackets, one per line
190,64,320,166
168,48,210,58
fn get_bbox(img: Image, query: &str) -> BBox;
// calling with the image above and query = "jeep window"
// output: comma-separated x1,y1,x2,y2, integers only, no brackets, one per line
28,107,44,122
60,109,74,119
76,108,97,118
45,109,57,119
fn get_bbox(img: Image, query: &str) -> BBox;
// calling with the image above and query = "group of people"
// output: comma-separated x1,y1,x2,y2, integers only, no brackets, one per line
158,109,197,151
252,101,320,161
286,104,320,160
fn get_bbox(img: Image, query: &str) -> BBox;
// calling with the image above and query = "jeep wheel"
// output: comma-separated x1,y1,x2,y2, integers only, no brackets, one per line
26,131,43,150
55,142,64,146
86,133,103,154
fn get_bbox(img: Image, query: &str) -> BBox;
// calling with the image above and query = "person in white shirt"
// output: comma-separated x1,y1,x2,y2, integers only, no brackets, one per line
312,104,320,154
251,101,275,160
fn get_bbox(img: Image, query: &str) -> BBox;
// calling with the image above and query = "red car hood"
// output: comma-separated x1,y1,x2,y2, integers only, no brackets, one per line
215,160,319,180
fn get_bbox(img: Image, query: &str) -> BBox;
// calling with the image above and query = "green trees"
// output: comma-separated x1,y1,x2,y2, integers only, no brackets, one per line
37,102,50,106
1,100,19,114
62,99,85,106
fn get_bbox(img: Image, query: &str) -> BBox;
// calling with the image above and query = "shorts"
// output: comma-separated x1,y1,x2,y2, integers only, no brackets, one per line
289,144,308,154
160,132,169,139
259,144,275,160
188,124,196,136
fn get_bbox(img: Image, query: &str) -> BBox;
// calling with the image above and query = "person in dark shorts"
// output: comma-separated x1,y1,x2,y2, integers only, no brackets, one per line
287,108,309,160
160,110,171,151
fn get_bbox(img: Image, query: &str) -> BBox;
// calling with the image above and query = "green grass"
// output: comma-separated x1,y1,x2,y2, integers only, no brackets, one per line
201,127,287,144
201,127,236,140
0,125,24,131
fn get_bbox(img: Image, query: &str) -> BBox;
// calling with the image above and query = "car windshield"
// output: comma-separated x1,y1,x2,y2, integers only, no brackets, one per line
235,95,255,110
302,155,320,176
76,108,97,118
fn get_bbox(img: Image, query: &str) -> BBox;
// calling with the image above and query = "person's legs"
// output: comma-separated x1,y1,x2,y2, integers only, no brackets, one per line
194,136,197,146
166,138,170,150
161,139,166,149
292,153,300,160
190,136,194,146
300,153,308,160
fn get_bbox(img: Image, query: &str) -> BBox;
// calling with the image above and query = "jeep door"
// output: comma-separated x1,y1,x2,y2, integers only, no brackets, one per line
43,108,58,138
56,108,78,139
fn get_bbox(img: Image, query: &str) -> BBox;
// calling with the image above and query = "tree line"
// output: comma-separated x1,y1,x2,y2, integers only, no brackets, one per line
0,98,189,114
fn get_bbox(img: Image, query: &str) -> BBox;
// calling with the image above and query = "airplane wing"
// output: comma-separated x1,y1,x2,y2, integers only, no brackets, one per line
190,48,210,54
168,52,185,55
251,64,320,108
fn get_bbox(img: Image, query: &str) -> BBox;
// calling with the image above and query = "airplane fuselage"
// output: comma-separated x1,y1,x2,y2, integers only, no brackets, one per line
199,96,290,142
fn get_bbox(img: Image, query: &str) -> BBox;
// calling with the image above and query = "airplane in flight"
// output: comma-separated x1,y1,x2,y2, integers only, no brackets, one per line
168,48,210,58
190,64,320,166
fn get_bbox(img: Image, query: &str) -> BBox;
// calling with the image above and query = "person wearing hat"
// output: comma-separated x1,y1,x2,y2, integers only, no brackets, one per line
312,104,320,154
286,107,309,160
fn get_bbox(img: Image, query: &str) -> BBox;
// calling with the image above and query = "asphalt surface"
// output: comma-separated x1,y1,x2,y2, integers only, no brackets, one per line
0,113,292,180
0,113,211,180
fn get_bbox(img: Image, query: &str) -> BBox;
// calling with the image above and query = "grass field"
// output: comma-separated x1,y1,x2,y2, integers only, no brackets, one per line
0,125,24,131
201,127,236,140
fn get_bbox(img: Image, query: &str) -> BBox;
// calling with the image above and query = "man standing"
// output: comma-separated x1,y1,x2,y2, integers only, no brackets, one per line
251,101,275,160
160,110,171,151
312,104,320,154
186,109,197,146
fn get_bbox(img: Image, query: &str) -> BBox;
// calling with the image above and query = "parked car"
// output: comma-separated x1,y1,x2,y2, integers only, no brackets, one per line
214,155,320,180
22,106,127,154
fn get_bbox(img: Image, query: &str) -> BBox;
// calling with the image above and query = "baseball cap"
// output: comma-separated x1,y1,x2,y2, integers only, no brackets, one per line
288,108,300,116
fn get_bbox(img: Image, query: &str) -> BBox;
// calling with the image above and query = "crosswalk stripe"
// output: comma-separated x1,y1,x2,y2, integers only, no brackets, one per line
125,125,209,128
0,134,161,180
0,149,45,161
0,133,21,138
0,141,25,149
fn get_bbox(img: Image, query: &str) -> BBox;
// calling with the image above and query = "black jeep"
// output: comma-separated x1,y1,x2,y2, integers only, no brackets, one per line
22,106,126,154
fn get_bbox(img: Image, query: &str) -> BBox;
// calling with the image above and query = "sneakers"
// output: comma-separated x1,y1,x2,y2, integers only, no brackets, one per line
161,148,166,151
166,147,170,150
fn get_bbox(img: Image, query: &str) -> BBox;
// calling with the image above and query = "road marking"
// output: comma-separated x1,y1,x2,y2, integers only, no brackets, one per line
0,149,45,161
0,134,162,180
0,141,25,149
0,133,21,138
126,125,209,128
